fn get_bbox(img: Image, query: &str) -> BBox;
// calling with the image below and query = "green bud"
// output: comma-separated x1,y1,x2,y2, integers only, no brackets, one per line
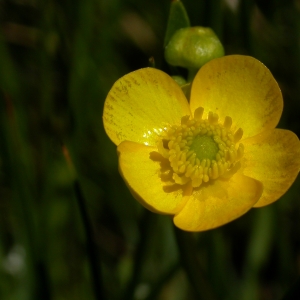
165,27,224,69
171,75,186,86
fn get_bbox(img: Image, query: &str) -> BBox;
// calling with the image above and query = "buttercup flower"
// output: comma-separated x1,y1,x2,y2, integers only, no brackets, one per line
103,55,300,231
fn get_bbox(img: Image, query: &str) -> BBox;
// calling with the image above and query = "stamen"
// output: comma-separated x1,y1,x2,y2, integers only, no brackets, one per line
181,115,190,125
208,112,219,124
234,128,243,143
157,140,169,158
194,107,204,120
157,107,244,188
223,116,232,129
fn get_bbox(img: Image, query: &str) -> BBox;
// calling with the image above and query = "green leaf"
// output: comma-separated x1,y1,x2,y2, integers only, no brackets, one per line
164,0,191,47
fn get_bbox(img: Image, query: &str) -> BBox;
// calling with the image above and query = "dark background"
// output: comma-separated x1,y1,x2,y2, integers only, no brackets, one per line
0,0,300,299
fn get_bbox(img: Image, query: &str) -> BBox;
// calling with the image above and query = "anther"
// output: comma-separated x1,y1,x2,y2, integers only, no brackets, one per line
211,162,219,179
208,112,219,124
177,164,184,174
203,174,209,182
185,164,194,177
223,116,232,128
194,107,204,120
234,128,243,143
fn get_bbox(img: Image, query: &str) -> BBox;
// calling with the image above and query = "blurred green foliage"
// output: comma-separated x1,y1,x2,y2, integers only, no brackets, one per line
0,0,300,299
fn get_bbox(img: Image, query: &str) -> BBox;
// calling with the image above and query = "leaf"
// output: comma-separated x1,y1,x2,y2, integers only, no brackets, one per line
164,0,191,47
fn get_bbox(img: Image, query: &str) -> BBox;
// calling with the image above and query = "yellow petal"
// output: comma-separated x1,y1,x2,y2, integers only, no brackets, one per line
242,129,300,207
173,173,263,231
117,141,190,214
103,68,191,146
190,55,283,139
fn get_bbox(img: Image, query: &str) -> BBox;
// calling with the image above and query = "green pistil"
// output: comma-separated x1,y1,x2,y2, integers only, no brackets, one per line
190,135,219,161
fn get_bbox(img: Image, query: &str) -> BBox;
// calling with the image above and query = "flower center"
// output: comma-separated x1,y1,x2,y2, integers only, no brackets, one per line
189,135,219,161
157,107,244,188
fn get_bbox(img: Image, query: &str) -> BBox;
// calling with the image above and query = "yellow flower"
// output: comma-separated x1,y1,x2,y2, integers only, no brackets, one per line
103,55,300,232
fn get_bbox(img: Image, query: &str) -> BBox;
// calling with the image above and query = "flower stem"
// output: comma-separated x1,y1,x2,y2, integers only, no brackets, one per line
74,180,105,300
187,68,199,83
62,145,105,300
123,209,154,300
173,226,216,300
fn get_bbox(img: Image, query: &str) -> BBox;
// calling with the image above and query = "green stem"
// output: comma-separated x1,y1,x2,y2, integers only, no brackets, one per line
187,68,199,83
73,179,105,300
241,207,274,300
173,226,216,300
123,209,154,300
63,144,105,300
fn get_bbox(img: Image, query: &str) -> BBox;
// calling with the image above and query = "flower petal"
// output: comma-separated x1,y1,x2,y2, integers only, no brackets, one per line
190,55,283,139
173,173,263,231
103,68,191,146
117,141,190,214
242,129,300,207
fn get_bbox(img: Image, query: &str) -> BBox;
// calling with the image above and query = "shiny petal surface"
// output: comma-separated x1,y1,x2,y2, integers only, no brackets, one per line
103,68,191,146
190,55,283,139
118,141,190,214
242,129,300,207
173,173,263,231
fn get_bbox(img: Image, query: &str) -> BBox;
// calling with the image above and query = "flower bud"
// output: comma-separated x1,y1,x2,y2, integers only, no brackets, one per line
171,75,186,86
165,27,224,69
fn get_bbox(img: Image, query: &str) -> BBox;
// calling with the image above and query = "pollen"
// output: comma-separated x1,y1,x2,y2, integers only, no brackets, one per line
157,107,244,188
